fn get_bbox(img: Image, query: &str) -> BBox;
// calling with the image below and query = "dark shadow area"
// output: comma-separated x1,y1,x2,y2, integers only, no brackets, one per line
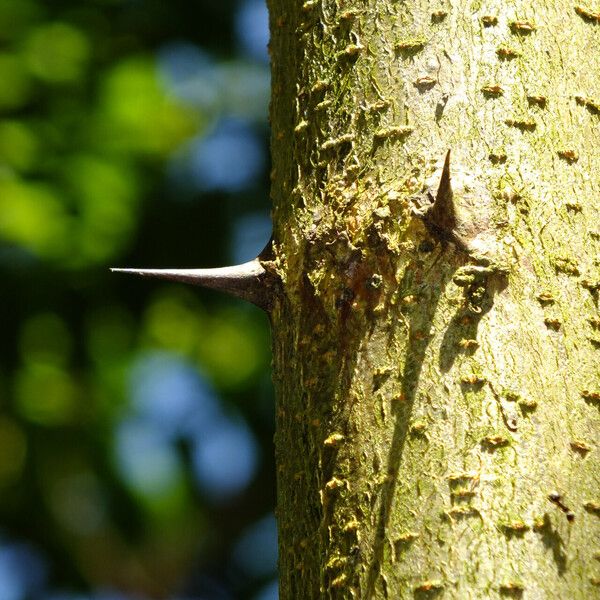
365,247,458,598
499,584,524,598
320,239,402,595
582,281,599,309
582,393,600,411
439,271,508,372
284,238,385,596
413,585,445,598
536,514,567,575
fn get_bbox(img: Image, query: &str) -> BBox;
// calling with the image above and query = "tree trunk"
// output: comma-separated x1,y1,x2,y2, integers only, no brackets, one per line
266,1,600,598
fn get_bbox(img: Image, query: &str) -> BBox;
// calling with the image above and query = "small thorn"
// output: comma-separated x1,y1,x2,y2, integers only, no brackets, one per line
413,149,472,254
112,239,277,311
436,149,451,203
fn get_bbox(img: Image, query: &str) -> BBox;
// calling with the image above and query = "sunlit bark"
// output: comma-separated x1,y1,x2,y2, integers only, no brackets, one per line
267,1,600,598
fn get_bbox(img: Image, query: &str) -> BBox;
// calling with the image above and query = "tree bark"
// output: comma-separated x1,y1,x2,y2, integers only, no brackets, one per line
266,1,600,598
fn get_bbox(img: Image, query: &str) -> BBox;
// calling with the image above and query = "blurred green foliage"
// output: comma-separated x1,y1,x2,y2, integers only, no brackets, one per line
0,0,274,598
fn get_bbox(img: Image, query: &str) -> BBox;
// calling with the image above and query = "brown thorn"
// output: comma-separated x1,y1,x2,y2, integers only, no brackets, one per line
417,149,469,253
436,149,452,204
112,238,277,311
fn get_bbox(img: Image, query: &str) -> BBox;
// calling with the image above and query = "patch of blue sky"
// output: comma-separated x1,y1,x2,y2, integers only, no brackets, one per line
231,212,272,264
157,43,269,123
235,0,269,63
186,117,265,193
231,513,278,579
124,352,258,500
129,352,220,439
0,540,47,600
157,43,220,111
191,413,258,501
114,417,183,497
215,62,269,122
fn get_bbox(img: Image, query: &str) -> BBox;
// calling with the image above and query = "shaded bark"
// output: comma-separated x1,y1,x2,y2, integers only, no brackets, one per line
267,1,600,598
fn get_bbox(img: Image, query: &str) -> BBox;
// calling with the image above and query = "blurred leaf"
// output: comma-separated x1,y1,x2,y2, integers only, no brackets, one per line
14,363,79,426
48,471,107,535
143,292,205,356
19,313,73,367
196,308,267,390
0,177,71,259
0,120,39,172
64,154,140,265
86,307,135,418
0,54,34,111
97,57,201,156
87,307,135,365
142,293,267,390
0,417,27,486
23,22,91,84
0,0,42,43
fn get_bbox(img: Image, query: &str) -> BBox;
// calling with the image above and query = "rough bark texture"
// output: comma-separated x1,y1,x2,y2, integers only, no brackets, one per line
266,1,600,598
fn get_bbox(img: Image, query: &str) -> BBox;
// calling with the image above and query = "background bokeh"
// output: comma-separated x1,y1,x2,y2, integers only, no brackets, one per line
0,1,276,598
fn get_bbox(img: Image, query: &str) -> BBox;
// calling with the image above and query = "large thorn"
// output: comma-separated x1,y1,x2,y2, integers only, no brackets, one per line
112,239,277,311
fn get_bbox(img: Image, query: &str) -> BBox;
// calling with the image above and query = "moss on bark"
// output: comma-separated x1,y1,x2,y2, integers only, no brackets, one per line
266,1,600,597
